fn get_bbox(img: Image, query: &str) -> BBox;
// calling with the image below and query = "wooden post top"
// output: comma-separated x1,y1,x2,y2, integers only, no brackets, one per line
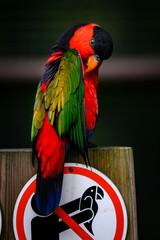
0,147,138,239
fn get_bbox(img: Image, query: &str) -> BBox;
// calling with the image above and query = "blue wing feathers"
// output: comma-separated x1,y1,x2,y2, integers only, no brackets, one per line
35,171,63,215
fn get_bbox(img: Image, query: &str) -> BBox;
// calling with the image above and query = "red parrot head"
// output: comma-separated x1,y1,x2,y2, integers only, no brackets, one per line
57,23,113,73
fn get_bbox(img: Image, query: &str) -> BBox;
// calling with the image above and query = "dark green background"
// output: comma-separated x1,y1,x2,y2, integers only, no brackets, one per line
0,0,160,239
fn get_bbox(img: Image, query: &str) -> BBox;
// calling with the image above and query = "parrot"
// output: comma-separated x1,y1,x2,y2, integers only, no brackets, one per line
31,22,113,216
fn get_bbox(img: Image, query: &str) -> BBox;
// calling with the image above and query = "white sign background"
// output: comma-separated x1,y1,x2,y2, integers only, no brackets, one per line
13,163,128,240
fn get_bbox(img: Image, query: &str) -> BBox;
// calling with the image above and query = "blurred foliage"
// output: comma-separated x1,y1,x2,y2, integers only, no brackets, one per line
0,0,160,56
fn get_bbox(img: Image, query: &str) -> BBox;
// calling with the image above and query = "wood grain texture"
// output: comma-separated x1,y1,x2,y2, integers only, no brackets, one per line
0,147,138,239
0,150,36,240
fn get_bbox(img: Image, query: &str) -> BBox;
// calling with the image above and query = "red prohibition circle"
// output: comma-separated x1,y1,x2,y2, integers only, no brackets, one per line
15,165,125,240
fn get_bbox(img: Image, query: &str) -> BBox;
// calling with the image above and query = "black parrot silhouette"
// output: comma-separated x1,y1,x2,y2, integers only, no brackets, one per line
80,186,104,235
31,185,104,239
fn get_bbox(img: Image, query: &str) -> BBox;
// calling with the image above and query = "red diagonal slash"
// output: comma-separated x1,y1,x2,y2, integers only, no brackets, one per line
55,206,94,240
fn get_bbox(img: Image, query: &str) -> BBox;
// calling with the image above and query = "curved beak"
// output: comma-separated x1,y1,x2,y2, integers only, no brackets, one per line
85,54,101,73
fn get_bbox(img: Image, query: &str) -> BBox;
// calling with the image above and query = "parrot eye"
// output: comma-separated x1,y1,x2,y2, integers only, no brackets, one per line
90,38,95,45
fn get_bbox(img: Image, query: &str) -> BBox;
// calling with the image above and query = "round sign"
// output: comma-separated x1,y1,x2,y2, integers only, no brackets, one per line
13,163,127,240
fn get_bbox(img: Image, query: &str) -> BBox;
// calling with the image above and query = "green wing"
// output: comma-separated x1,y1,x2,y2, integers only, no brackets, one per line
45,49,87,158
31,82,45,141
31,49,88,159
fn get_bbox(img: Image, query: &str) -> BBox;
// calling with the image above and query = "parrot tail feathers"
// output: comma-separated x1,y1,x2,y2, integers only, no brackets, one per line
35,167,63,216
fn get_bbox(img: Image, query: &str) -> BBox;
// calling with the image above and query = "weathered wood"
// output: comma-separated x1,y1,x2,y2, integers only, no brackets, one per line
0,147,137,240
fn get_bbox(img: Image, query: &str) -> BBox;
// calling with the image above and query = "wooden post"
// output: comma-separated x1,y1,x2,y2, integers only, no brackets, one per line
0,147,138,240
